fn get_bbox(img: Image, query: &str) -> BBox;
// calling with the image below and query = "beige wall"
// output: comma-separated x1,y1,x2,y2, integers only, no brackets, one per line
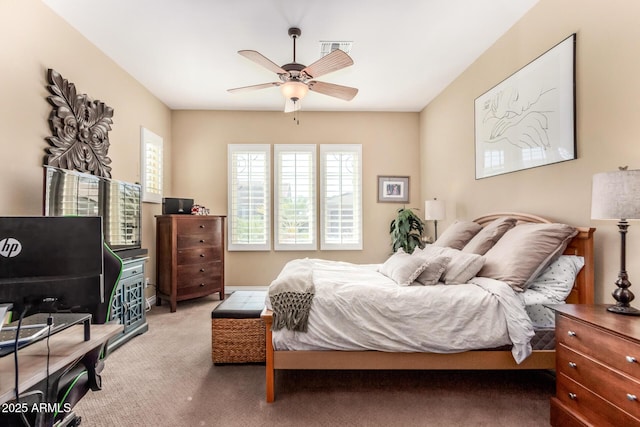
0,0,172,286
420,0,640,303
171,111,420,286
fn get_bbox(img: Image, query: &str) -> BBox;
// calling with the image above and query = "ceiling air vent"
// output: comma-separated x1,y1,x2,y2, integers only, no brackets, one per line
319,41,353,57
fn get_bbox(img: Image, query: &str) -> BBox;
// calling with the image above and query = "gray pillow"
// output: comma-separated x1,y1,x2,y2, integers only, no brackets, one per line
477,223,578,292
462,217,518,255
433,220,482,250
379,250,432,286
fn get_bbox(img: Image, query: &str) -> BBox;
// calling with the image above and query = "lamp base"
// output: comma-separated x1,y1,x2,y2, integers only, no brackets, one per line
607,304,640,316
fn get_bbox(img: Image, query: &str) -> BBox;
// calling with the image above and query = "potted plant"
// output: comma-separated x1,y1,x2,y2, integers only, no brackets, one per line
389,207,425,253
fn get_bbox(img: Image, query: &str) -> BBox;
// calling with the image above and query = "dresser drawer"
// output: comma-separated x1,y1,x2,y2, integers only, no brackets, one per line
557,343,640,419
177,280,222,299
557,315,640,378
176,262,221,286
120,260,145,280
176,217,220,235
176,247,219,265
177,233,217,249
556,373,640,427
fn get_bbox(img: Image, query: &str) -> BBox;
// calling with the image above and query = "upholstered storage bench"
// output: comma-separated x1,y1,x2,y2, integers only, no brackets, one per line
211,291,267,364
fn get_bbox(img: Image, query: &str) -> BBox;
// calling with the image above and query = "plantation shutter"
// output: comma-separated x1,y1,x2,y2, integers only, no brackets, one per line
227,144,270,251
274,144,317,250
320,144,362,250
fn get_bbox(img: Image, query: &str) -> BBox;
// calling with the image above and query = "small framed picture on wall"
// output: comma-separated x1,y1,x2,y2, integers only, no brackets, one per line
377,176,409,203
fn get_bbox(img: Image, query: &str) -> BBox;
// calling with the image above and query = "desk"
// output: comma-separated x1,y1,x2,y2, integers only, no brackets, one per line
0,323,122,424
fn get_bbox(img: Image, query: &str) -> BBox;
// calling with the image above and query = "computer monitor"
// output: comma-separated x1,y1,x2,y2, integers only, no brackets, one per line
0,216,104,317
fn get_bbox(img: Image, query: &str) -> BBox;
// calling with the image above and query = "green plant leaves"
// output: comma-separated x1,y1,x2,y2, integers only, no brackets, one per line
389,208,425,254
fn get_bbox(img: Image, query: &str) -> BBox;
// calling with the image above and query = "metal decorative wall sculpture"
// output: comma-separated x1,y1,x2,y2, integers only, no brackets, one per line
45,69,114,178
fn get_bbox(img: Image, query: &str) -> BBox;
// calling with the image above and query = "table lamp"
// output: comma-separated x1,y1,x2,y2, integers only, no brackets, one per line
424,198,446,240
591,168,640,315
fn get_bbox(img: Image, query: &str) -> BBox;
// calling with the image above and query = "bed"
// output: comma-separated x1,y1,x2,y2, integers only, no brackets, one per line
260,213,595,402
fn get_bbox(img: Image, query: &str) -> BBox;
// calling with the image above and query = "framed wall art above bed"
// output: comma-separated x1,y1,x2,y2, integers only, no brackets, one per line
474,34,576,179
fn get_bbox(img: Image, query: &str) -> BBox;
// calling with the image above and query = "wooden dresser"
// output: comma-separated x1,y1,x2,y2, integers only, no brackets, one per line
551,304,640,426
156,215,225,312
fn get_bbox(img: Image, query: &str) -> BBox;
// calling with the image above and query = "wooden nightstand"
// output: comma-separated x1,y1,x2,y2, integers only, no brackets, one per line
551,304,640,426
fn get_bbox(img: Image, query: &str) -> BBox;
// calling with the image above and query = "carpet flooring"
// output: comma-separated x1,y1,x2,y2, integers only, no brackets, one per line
74,294,555,426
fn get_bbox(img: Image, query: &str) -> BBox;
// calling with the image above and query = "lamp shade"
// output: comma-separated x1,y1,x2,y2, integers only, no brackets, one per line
591,169,640,220
280,81,309,101
424,199,445,221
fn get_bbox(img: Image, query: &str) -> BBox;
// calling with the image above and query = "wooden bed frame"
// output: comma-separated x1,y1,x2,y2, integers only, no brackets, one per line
260,213,595,402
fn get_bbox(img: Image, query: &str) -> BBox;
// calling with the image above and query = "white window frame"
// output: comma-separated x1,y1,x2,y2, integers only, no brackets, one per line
274,144,317,251
140,127,163,203
320,144,363,250
227,144,271,251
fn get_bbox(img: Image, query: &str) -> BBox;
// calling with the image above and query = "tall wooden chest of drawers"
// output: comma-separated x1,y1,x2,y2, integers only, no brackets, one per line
551,304,640,426
156,215,225,312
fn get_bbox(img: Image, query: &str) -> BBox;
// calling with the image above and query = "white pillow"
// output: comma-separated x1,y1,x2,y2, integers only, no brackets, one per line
379,250,432,286
413,245,485,285
412,255,452,286
527,255,585,301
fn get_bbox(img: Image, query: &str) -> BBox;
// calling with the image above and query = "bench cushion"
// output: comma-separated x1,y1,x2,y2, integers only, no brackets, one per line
211,291,266,319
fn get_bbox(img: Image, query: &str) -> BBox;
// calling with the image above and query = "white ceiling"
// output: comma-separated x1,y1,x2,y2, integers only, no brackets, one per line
42,0,538,112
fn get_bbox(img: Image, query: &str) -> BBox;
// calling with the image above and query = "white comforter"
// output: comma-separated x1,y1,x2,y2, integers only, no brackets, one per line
266,258,535,363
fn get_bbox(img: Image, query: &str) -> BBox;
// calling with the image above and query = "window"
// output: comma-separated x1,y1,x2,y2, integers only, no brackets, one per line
228,144,271,251
320,144,362,250
140,127,163,203
274,145,316,250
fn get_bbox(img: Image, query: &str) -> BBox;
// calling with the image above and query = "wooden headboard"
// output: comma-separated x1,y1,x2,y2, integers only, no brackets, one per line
473,212,595,305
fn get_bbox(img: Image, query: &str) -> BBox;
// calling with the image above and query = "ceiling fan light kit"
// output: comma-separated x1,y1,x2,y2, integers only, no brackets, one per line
228,27,358,115
280,80,308,101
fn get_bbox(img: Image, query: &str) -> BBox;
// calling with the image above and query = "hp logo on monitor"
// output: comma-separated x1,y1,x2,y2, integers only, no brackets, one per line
0,238,22,258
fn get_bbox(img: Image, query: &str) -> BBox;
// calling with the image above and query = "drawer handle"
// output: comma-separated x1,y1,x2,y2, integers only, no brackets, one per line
200,225,205,228
200,254,205,257
199,283,205,287
568,393,577,400
627,356,637,364
132,270,138,274
568,362,577,369
567,330,577,337
200,239,205,243
628,394,637,402
200,268,205,272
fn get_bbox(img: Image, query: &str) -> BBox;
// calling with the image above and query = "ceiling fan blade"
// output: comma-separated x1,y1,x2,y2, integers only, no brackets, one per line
227,82,281,94
308,81,358,101
284,98,302,113
238,50,287,75
302,49,354,79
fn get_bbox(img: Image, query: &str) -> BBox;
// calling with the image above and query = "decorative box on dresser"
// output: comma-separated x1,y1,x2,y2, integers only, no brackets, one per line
551,304,640,427
156,215,225,312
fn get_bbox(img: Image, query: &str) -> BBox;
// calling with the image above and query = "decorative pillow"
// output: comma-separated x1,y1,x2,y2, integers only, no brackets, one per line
378,249,432,286
413,245,485,285
433,220,482,250
477,223,579,292
528,255,585,301
412,254,452,286
462,217,518,255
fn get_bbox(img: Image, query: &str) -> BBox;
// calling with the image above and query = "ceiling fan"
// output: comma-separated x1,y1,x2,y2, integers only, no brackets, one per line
228,27,358,113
